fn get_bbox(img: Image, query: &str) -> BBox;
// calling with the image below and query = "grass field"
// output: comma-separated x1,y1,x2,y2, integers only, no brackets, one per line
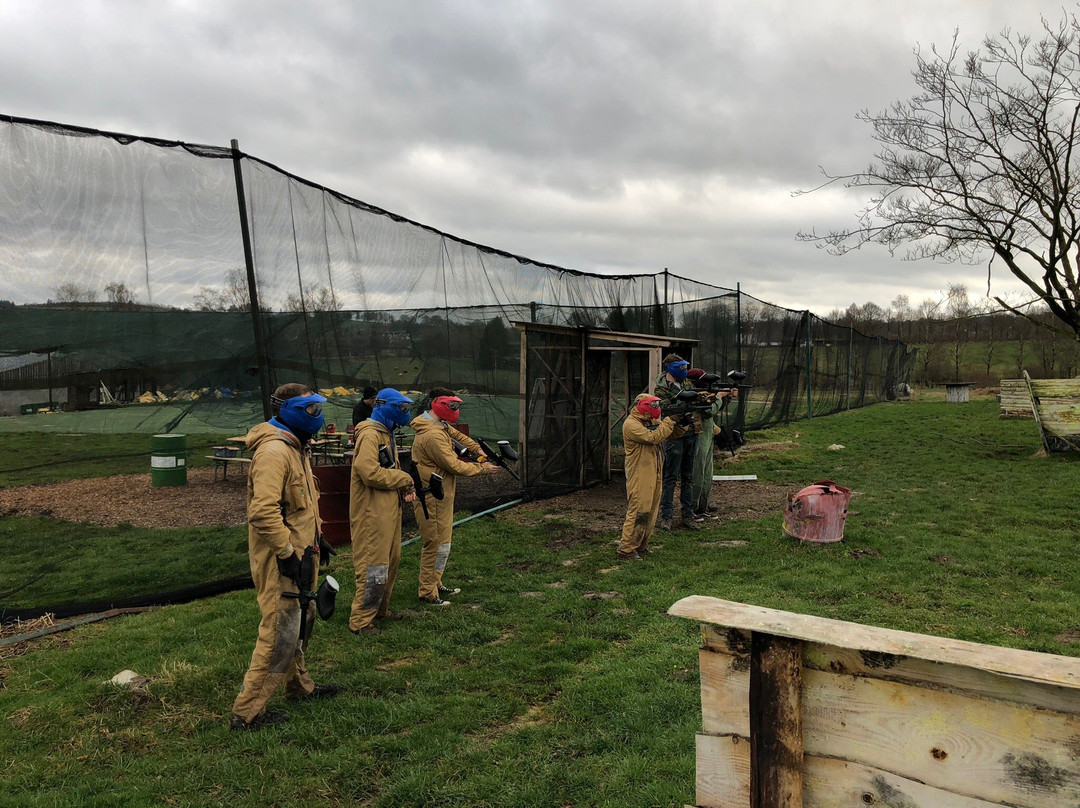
1,396,1079,806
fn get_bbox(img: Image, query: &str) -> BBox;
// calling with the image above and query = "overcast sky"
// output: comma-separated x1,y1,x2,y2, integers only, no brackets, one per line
1,0,1075,314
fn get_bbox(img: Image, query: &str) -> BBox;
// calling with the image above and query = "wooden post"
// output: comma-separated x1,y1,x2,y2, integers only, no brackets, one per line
750,632,804,808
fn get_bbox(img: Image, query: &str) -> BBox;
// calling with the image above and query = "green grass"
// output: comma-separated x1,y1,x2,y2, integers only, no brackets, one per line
0,432,238,487
1,397,1079,806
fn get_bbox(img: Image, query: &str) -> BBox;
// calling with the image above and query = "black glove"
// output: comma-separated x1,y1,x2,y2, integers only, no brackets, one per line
318,534,336,566
678,413,694,427
277,552,302,584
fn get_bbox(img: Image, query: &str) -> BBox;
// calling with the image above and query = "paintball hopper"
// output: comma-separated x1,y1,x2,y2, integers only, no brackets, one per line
316,575,339,620
428,472,445,500
496,439,518,462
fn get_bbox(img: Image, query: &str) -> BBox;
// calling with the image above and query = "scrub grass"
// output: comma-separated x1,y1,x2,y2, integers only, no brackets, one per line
2,396,1079,807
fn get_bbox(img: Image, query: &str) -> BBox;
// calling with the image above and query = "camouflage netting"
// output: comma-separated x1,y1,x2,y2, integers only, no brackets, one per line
0,115,913,619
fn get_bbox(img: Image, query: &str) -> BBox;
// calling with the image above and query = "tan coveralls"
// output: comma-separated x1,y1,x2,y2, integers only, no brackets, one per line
348,420,413,631
619,412,682,556
409,414,488,600
232,422,320,722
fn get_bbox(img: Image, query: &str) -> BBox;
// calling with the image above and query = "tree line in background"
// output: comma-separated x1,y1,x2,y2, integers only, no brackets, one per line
826,284,1080,385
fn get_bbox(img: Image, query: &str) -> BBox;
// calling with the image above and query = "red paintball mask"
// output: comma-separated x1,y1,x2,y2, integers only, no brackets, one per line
432,395,463,423
636,396,662,420
686,368,706,381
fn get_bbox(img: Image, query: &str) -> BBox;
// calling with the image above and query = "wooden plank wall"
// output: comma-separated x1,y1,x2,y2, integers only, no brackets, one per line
671,597,1080,808
999,379,1034,419
1027,377,1080,440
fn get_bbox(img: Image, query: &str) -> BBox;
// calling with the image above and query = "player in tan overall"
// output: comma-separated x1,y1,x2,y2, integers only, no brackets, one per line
409,388,498,605
618,393,686,560
348,388,416,635
230,383,339,730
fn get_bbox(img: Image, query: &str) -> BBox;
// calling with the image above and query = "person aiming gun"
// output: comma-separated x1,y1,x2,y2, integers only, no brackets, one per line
686,368,740,519
230,383,339,731
409,388,498,605
653,354,708,531
618,394,686,560
348,388,417,635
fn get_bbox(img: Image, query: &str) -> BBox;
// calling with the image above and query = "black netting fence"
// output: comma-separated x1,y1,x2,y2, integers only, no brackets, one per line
0,115,913,620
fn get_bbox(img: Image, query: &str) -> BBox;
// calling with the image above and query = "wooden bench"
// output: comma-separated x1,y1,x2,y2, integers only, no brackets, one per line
204,455,251,481
669,596,1080,808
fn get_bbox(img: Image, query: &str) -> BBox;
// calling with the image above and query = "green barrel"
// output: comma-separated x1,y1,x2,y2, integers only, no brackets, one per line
150,433,187,487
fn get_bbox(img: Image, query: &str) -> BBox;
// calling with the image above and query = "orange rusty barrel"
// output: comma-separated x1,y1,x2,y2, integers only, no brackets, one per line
782,480,851,543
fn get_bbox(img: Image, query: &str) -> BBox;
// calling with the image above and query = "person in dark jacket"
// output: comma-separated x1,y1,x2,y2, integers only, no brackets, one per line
351,386,378,428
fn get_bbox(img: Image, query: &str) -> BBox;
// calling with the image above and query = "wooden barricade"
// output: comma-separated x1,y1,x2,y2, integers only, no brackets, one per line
1024,372,1080,451
999,379,1034,419
669,596,1080,808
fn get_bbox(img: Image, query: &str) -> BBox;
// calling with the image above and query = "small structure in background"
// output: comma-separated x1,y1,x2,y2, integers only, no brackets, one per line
945,381,973,403
782,480,850,543
1024,370,1080,453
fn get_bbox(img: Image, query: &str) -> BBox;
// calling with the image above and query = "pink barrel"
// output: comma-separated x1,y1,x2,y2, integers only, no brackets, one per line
782,480,851,543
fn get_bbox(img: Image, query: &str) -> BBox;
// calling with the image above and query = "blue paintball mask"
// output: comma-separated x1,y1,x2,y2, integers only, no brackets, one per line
666,360,689,381
275,392,327,436
371,388,414,430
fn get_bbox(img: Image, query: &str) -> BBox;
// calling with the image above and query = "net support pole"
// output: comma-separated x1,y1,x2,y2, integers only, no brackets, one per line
231,139,272,421
804,310,812,420
846,324,853,410
736,283,743,373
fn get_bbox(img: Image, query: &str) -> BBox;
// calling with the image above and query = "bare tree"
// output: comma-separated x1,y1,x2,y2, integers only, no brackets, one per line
104,281,136,308
193,268,251,312
51,282,97,303
799,13,1080,339
284,285,341,313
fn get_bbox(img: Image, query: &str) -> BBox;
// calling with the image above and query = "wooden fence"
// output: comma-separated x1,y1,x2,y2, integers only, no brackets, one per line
669,596,1080,808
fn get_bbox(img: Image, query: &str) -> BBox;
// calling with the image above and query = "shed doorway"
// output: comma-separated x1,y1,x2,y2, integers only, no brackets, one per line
515,322,696,497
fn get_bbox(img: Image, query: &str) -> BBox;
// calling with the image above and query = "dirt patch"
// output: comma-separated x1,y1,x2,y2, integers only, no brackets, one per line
0,467,247,529
0,463,791,536
507,476,789,529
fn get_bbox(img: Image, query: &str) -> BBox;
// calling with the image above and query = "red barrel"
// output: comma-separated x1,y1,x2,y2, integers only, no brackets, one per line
311,464,351,548
782,480,851,543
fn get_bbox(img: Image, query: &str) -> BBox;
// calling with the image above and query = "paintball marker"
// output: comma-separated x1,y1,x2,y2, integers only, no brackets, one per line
404,452,444,520
692,369,747,395
282,544,340,643
660,389,717,419
476,438,520,481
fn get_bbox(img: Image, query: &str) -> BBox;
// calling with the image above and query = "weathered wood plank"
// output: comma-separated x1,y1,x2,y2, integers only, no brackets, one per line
803,754,1005,807
670,596,1080,688
999,379,1034,419
750,634,803,808
1027,378,1080,396
697,732,750,808
700,647,750,735
801,667,1080,806
800,642,1080,715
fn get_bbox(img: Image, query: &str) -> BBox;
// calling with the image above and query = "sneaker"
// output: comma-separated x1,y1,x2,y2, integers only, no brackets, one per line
438,585,461,597
658,518,673,531
690,513,707,523
229,710,290,731
637,546,653,556
679,519,702,531
289,683,340,701
617,551,642,561
419,596,451,606
376,610,405,621
350,624,379,636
